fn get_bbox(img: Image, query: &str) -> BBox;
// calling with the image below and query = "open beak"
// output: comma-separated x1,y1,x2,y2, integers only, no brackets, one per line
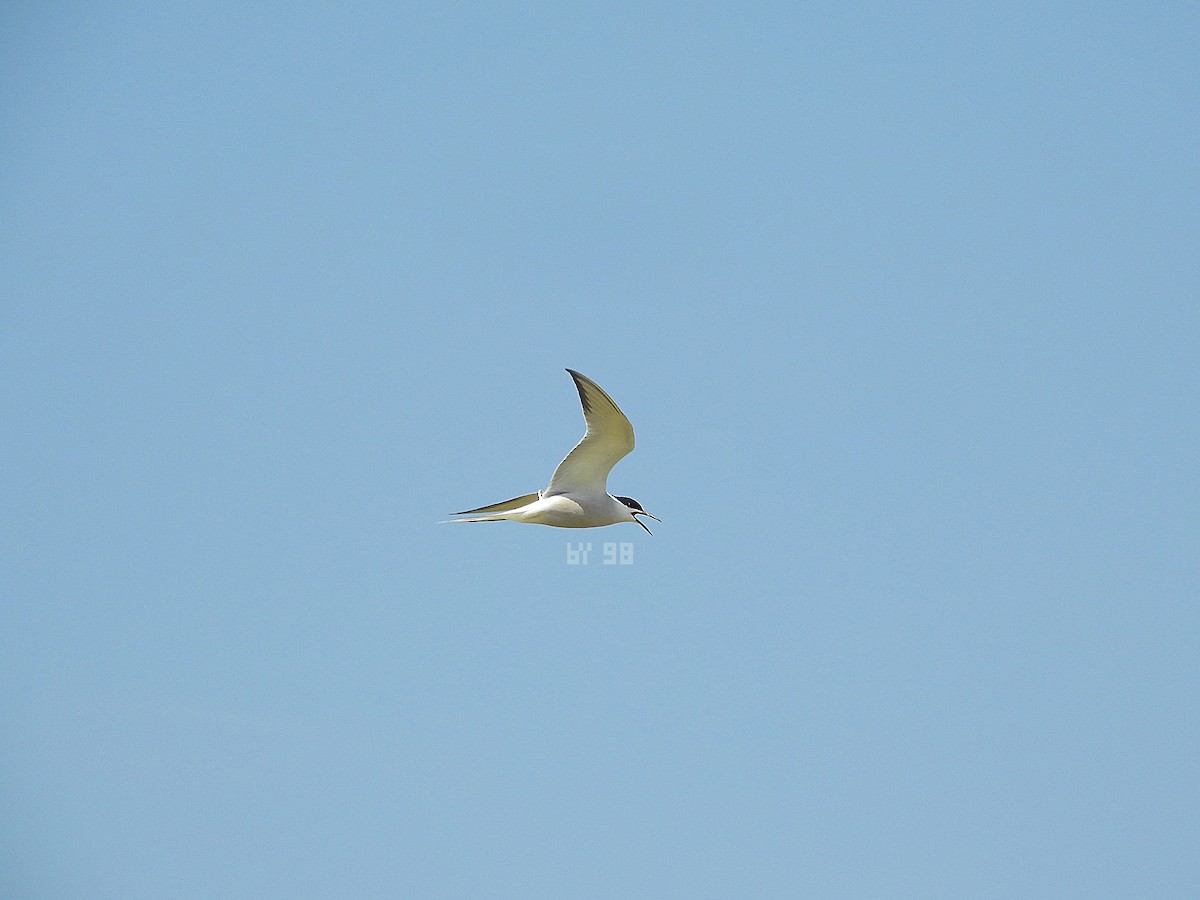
632,511,660,535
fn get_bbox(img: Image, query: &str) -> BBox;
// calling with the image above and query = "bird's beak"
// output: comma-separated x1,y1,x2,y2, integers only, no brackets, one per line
632,511,660,535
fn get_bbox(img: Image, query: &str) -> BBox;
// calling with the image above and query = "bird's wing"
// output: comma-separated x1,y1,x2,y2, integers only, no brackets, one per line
543,369,635,497
453,493,540,515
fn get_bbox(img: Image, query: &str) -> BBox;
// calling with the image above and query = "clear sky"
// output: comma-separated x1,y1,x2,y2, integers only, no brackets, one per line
2,3,1198,897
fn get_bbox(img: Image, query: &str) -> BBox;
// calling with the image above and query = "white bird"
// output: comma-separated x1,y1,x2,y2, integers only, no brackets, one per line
447,369,660,534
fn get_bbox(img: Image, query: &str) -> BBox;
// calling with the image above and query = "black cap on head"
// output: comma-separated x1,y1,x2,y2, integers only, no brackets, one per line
615,496,644,512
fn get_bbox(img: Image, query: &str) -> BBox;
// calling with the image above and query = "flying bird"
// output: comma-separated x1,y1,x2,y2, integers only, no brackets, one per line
447,369,659,534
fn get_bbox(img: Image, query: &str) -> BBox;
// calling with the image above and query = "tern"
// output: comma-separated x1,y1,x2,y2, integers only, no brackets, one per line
447,369,660,534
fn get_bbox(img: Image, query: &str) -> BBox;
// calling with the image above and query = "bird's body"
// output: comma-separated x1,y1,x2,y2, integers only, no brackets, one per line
447,369,658,534
454,491,634,528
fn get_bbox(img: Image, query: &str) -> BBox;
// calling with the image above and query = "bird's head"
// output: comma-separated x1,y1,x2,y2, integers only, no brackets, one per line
615,496,660,535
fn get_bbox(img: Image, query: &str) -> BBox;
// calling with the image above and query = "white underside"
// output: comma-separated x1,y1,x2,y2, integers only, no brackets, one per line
459,492,635,528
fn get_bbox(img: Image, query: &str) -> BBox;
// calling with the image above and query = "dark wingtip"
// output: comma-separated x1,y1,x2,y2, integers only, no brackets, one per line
565,368,592,414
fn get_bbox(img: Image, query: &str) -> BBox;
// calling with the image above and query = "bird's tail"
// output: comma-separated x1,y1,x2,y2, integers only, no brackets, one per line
441,491,539,524
452,493,539,515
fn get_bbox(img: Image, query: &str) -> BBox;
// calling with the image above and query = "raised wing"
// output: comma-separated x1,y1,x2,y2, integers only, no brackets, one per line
543,369,635,497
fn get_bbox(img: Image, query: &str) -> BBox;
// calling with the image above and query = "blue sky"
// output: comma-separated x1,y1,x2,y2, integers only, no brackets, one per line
2,3,1198,897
